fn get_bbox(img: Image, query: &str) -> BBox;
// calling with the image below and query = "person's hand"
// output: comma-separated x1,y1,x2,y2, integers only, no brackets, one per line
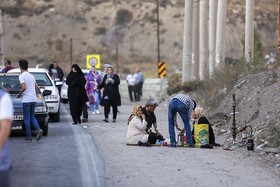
16,94,21,98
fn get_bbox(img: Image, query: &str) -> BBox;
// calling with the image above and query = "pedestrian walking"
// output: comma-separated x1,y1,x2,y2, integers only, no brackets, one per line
168,93,196,147
0,89,13,187
98,66,121,123
66,64,88,124
86,65,102,115
16,59,43,142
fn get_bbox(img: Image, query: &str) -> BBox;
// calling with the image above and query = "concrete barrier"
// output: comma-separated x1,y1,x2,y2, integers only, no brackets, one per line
119,78,168,102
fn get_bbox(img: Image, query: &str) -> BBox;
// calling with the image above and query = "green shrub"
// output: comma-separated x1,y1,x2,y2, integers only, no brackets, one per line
116,9,133,26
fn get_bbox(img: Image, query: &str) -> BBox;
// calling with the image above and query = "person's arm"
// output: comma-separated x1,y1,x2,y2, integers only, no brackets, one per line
0,119,12,150
35,83,39,96
16,82,26,98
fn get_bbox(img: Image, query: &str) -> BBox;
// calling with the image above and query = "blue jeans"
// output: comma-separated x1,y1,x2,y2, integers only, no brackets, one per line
23,102,40,138
168,98,194,146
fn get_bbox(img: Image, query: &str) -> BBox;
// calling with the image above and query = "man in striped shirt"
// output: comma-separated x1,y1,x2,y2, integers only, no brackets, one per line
168,93,196,147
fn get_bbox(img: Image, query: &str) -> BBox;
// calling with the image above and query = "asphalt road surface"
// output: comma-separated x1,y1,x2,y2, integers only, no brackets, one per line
10,104,105,187
9,98,280,187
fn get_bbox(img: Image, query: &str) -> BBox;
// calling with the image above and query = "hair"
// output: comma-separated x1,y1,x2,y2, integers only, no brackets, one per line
127,105,142,124
194,107,205,120
18,59,29,70
6,60,11,65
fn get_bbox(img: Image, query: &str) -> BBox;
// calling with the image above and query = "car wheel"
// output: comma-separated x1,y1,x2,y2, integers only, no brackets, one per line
62,99,68,103
51,108,60,122
42,123,48,136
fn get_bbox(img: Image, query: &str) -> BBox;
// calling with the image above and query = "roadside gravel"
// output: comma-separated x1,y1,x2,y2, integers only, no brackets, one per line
83,98,280,187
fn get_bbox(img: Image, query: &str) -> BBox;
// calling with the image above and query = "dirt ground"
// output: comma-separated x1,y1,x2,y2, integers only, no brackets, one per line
84,98,280,187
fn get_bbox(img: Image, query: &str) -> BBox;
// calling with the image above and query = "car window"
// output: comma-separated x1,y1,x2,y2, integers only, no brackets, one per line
0,75,21,93
32,73,53,86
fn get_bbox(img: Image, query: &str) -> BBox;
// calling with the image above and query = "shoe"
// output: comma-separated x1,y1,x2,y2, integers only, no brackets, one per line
92,112,96,115
112,119,116,123
103,118,109,123
77,118,81,124
188,144,195,148
72,122,77,125
24,137,32,143
82,118,88,123
145,142,151,147
95,110,100,114
168,142,176,147
36,129,43,141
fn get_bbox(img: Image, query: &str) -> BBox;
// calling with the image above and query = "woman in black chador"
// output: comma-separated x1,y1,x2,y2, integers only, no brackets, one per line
66,64,88,124
98,66,121,123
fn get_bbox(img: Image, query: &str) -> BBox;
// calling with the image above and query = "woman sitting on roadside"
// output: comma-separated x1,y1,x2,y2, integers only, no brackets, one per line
192,107,220,148
127,105,157,147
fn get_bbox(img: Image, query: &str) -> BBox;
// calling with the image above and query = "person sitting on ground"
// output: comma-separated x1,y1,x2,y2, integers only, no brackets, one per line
192,107,220,148
141,98,165,141
127,105,157,147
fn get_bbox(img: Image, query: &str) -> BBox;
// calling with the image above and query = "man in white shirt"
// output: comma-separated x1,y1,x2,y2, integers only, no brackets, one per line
126,70,137,102
0,90,13,187
16,59,43,143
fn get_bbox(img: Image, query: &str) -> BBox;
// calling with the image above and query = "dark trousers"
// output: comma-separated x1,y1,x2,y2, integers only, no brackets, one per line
128,85,136,102
104,105,118,120
135,82,143,102
82,104,88,119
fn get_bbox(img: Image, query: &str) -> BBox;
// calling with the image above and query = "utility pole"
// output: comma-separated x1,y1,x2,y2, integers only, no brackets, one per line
114,0,119,73
0,9,4,66
215,0,228,70
278,0,280,53
209,0,218,77
156,0,160,64
245,0,254,64
182,0,193,83
70,38,73,66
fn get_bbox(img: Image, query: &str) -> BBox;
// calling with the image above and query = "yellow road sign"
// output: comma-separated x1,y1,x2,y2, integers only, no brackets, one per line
158,62,166,78
86,54,101,69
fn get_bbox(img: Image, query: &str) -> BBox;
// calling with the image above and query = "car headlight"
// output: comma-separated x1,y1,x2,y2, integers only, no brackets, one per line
45,94,60,100
35,106,47,112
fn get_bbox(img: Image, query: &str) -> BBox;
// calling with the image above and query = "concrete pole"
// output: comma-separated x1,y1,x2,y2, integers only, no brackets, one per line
0,9,4,66
199,0,209,80
278,0,280,53
182,0,193,83
209,0,218,77
245,0,254,64
215,0,228,70
192,0,200,80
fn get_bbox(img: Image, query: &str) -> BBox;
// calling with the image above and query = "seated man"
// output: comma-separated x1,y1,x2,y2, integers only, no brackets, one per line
141,98,165,141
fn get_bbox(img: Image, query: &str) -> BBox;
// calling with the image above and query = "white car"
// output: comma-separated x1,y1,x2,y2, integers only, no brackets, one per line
8,68,61,122
61,69,91,103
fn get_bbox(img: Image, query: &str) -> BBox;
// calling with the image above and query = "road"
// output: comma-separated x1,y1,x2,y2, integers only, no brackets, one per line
10,104,105,187
10,99,280,187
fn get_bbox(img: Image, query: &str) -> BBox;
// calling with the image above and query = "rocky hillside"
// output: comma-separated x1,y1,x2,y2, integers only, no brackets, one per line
0,0,278,75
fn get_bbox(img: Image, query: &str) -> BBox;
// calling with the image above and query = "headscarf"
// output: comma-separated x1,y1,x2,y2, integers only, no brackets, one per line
127,105,142,125
194,107,205,123
66,64,84,87
72,64,83,75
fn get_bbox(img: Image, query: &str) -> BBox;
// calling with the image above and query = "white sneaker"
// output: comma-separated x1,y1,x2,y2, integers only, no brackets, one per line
96,110,100,114
92,112,95,115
